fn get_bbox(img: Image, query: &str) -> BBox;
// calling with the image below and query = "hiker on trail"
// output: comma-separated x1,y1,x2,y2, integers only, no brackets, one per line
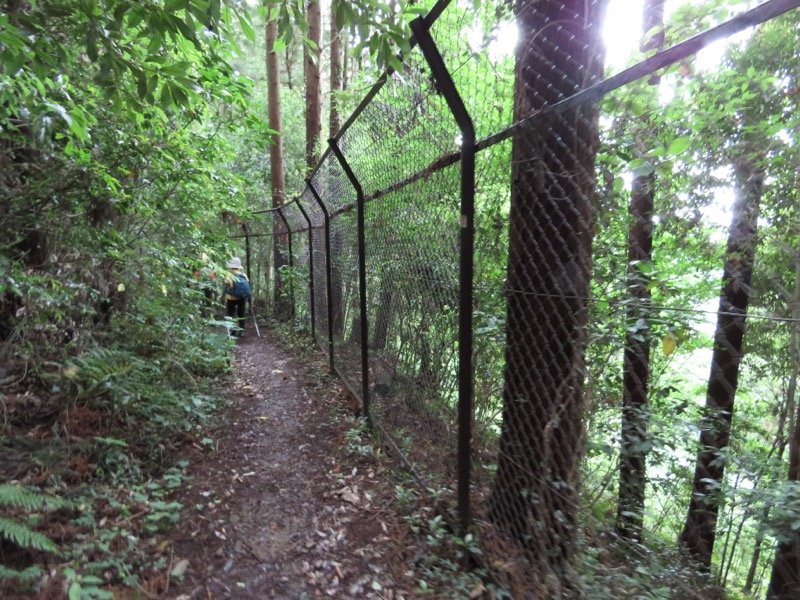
221,257,251,337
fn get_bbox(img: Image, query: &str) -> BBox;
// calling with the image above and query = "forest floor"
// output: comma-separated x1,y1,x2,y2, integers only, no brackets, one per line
0,325,488,599
165,329,435,600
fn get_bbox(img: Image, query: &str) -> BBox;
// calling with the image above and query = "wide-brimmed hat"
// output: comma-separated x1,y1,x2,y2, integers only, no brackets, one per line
226,257,242,269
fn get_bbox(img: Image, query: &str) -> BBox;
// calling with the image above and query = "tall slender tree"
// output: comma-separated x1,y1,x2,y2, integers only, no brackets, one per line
489,0,608,593
329,3,342,137
679,151,764,567
304,0,322,173
767,254,800,599
265,7,289,316
617,170,655,541
616,0,664,542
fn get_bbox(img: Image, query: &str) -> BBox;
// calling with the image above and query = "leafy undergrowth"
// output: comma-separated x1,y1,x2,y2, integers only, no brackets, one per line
270,326,736,600
0,313,734,600
267,324,513,599
0,306,232,599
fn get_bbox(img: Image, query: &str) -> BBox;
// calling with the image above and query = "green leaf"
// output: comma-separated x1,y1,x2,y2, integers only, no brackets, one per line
666,136,692,156
0,517,60,554
94,436,129,447
387,53,403,74
237,11,256,42
272,36,287,52
69,581,82,600
174,16,199,47
631,161,655,178
67,109,89,141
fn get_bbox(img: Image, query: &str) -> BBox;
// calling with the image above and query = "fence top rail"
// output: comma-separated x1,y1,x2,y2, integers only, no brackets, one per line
247,0,800,226
328,0,453,147
287,0,800,223
251,195,301,216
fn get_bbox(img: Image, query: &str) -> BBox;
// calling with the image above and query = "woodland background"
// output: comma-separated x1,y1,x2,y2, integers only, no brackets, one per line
2,0,800,599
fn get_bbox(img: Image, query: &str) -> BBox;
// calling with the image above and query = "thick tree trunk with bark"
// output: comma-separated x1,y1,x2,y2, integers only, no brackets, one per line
617,172,655,541
266,15,289,317
489,0,607,594
305,0,322,174
679,155,764,567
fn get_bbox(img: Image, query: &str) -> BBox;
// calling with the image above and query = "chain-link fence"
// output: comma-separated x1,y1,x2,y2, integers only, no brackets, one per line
245,0,800,595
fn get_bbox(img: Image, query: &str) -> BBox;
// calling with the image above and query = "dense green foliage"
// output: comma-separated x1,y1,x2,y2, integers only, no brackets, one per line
0,0,262,594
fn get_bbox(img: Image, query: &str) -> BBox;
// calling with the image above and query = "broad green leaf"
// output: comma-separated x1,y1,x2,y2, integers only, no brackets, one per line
67,109,88,140
666,136,692,156
69,582,82,600
272,36,287,52
237,11,256,43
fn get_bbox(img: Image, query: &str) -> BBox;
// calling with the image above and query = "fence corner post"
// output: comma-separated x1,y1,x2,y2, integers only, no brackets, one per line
275,206,295,323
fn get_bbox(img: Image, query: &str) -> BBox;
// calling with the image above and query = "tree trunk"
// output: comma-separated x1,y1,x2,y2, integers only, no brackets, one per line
329,4,342,137
370,276,394,351
616,172,655,541
767,260,800,599
342,29,350,92
489,0,607,594
743,383,793,594
305,0,322,174
614,0,664,538
679,155,764,568
767,444,800,599
266,14,289,317
640,0,665,51
613,0,666,536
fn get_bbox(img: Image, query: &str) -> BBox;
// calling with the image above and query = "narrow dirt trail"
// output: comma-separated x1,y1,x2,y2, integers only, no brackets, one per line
167,330,412,599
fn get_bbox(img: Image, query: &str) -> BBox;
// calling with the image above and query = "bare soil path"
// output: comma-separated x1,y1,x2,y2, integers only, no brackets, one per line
167,329,415,600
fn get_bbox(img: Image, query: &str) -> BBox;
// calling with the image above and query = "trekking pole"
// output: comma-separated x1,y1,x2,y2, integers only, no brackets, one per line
250,298,260,337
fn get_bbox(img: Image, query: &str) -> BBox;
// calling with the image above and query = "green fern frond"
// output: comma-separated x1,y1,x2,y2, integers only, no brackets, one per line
0,484,69,511
0,563,43,583
0,517,60,554
71,347,140,382
67,347,143,400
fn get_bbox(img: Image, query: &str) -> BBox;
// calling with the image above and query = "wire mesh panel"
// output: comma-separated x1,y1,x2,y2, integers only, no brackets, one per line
367,166,462,487
242,213,278,318
298,187,329,351
310,153,363,394
280,201,312,330
331,36,464,495
258,0,800,596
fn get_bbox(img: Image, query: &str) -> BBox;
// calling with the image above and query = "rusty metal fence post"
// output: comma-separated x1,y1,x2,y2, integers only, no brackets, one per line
294,197,316,342
307,180,335,373
410,15,476,534
328,139,371,426
274,206,295,323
